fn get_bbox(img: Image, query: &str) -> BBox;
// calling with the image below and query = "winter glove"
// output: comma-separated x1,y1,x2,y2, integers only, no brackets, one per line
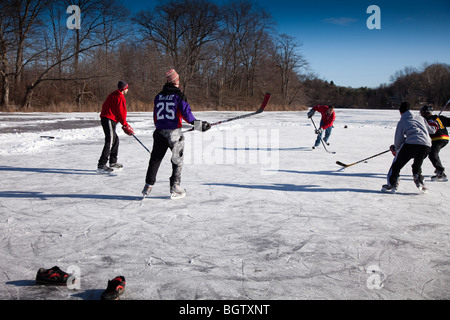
389,144,397,156
122,124,135,136
307,109,315,118
315,128,322,135
202,121,211,132
193,120,211,132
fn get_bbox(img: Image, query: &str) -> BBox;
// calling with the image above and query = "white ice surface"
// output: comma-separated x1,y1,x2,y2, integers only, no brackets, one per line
0,109,449,300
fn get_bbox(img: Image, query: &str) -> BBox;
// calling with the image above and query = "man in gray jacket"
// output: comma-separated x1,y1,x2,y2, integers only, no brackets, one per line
382,102,438,193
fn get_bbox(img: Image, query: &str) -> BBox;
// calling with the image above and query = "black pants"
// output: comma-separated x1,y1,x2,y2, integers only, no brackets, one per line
428,140,448,172
145,129,184,187
387,143,431,186
98,117,119,166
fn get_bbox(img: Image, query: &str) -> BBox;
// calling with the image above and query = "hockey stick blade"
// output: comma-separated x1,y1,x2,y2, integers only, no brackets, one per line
211,92,271,125
336,161,349,168
255,92,271,114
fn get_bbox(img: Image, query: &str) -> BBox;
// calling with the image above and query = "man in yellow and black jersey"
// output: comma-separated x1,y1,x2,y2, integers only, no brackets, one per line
420,105,450,181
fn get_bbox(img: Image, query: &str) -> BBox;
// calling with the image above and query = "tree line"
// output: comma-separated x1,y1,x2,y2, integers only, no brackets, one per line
1,0,449,112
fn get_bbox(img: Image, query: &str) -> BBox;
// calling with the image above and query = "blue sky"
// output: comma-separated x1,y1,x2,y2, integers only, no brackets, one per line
124,0,450,88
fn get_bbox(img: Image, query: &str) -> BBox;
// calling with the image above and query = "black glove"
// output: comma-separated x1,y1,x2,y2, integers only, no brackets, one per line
307,109,315,118
315,128,322,135
390,144,396,156
201,121,211,132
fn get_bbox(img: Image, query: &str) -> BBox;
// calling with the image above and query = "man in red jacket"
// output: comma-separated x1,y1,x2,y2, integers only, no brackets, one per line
308,105,336,149
97,80,134,173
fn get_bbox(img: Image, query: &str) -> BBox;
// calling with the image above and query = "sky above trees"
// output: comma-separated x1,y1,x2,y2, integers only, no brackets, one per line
127,0,450,88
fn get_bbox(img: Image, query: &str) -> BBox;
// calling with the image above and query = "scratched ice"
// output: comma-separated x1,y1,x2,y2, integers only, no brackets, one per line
0,109,449,300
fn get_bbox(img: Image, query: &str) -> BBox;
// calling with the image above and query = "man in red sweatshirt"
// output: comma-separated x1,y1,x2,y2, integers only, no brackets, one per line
308,105,336,149
97,80,134,173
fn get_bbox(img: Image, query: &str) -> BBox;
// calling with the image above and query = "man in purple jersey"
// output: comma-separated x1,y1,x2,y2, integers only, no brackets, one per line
142,69,211,199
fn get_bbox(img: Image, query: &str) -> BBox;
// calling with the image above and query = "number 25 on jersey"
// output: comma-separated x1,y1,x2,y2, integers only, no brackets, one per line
156,102,175,120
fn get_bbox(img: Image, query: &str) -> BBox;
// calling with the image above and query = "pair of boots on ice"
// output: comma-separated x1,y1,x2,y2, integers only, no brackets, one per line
36,266,126,300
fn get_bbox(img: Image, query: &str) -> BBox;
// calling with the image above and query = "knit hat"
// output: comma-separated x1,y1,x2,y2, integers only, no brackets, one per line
420,105,433,116
165,69,180,86
118,80,129,91
399,102,410,114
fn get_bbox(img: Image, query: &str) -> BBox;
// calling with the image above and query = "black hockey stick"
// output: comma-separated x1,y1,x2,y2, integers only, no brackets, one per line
438,99,450,116
310,117,336,154
132,134,151,154
183,93,271,133
336,149,390,168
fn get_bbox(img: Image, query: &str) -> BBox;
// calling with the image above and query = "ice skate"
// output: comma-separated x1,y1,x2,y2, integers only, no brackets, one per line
97,164,114,174
431,170,447,182
142,184,153,199
170,185,186,200
381,184,397,194
413,174,428,193
109,163,123,171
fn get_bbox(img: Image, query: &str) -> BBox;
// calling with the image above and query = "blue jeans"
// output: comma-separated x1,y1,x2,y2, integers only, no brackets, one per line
314,126,332,147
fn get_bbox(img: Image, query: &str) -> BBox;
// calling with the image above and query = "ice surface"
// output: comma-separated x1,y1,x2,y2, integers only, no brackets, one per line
0,109,449,300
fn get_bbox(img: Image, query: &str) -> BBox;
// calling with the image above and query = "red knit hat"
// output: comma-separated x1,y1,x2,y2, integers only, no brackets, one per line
165,69,180,86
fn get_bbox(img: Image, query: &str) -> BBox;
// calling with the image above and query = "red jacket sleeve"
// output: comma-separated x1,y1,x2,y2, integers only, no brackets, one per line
116,94,128,126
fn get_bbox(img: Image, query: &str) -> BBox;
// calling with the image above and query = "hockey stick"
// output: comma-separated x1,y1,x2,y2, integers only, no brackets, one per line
132,134,151,154
336,149,390,168
438,99,450,116
310,117,336,154
183,92,271,133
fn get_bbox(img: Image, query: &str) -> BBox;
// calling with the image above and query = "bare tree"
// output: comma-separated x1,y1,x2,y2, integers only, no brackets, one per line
17,0,129,109
133,0,220,92
272,34,308,106
0,1,14,108
235,2,273,98
0,0,49,108
10,0,47,87
45,1,70,77
420,63,450,106
62,0,129,73
215,0,252,104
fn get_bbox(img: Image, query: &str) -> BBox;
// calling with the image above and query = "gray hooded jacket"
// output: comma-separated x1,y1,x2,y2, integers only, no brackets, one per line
394,110,436,150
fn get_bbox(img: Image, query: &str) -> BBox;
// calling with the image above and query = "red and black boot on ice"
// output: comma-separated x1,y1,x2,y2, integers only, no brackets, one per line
35,266,74,286
101,276,126,300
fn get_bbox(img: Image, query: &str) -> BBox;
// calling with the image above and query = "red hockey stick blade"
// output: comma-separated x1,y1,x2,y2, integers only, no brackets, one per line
256,93,271,114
